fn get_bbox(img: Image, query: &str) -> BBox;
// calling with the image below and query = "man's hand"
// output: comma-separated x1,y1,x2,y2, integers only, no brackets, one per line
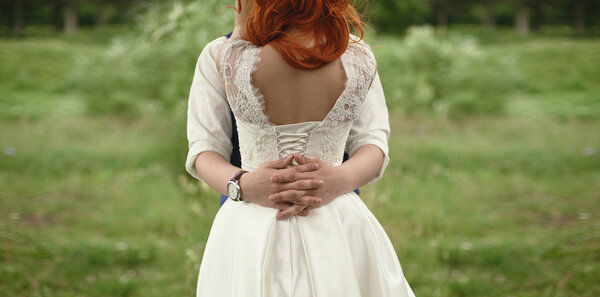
239,154,324,214
269,153,355,219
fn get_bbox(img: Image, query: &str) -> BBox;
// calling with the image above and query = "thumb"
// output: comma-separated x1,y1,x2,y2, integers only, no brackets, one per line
262,154,294,169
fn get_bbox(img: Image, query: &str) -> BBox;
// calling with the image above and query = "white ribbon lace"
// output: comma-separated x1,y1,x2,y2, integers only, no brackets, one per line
276,130,310,162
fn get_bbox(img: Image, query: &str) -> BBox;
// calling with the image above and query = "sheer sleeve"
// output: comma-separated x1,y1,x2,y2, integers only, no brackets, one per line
345,71,391,184
184,36,233,182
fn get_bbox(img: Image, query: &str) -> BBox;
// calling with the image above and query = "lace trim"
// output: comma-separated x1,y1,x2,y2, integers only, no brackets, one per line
219,36,377,166
219,36,376,129
322,42,377,127
219,37,271,128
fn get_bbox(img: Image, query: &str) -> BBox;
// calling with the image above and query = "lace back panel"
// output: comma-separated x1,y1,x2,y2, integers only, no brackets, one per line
218,36,377,167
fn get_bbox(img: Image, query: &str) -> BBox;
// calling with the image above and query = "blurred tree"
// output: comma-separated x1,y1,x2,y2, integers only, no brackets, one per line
515,0,530,35
12,0,25,36
482,1,496,29
572,0,585,36
551,0,593,36
93,0,108,28
469,1,498,29
63,0,77,35
0,0,597,37
91,0,138,29
368,0,430,33
429,0,479,29
49,0,64,33
531,0,544,32
431,0,449,29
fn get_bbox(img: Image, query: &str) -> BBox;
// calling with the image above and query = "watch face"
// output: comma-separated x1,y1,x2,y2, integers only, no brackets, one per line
227,182,239,200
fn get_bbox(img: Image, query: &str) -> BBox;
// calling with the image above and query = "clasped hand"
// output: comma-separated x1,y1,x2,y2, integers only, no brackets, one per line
239,153,348,220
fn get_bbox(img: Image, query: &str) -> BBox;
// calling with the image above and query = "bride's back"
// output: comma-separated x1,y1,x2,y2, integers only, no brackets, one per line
253,45,346,125
227,0,367,125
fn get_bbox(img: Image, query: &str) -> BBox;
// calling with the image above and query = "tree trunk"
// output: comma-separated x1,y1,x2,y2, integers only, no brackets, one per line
515,3,530,35
436,8,448,30
94,2,107,29
64,3,77,35
531,2,543,33
573,0,585,36
13,0,25,36
482,3,496,29
51,2,63,33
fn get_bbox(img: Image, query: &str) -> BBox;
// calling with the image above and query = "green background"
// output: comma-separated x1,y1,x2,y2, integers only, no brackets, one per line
1,0,599,296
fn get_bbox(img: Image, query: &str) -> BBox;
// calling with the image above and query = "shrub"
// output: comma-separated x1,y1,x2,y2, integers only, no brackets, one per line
375,26,528,116
67,0,233,117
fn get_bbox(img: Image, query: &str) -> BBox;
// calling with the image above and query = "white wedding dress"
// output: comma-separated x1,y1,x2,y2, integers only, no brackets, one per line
185,36,416,297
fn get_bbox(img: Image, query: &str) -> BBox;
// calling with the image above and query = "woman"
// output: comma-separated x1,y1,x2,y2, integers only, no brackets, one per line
185,0,416,295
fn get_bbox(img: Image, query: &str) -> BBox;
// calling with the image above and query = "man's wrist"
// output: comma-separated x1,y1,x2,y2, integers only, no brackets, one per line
238,171,252,202
334,165,358,194
227,169,248,201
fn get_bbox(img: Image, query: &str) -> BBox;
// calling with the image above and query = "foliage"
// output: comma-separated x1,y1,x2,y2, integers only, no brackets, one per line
69,1,529,118
374,26,528,116
367,0,431,33
2,25,600,297
66,0,233,117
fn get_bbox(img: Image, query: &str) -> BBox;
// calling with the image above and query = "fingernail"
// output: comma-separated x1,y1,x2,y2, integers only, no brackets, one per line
313,163,319,169
269,195,276,201
317,180,324,186
315,199,322,204
271,176,279,182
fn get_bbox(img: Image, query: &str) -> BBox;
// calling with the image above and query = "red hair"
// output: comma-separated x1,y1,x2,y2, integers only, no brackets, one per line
242,0,365,70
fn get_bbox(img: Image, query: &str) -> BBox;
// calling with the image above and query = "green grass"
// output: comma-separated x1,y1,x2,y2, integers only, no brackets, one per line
371,116,600,296
0,37,97,120
488,37,600,121
1,29,599,296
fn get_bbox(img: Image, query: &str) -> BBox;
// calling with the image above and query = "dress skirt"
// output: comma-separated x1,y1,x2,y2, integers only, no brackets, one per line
195,191,416,297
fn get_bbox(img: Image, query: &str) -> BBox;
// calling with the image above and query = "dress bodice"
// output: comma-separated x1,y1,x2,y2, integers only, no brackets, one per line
219,36,378,171
237,121,318,171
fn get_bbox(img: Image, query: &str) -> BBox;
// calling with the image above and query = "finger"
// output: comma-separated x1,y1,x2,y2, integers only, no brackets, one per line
293,162,320,173
269,189,304,203
271,163,319,183
298,209,310,216
281,179,324,191
276,204,307,220
270,191,322,205
295,195,322,206
271,170,319,183
293,153,307,165
261,154,294,169
294,154,320,165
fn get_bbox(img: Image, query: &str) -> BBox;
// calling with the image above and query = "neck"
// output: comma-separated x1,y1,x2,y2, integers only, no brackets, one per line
284,28,317,48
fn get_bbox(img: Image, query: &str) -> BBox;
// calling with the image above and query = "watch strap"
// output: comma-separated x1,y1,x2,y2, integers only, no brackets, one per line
229,170,248,201
230,170,248,183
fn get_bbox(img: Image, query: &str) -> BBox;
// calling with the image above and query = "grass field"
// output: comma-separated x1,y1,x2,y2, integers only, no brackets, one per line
1,28,599,296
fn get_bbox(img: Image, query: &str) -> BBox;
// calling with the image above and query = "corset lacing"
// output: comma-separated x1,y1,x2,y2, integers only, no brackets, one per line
276,130,310,164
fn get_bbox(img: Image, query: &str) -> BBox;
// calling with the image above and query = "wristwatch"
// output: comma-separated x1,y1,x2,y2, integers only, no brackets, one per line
227,170,248,201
